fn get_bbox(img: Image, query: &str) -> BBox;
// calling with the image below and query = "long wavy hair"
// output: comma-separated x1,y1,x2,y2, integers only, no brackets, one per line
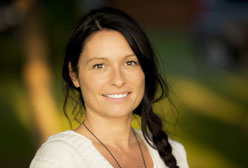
62,7,178,168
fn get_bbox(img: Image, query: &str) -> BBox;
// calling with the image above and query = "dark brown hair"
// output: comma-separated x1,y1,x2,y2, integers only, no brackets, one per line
62,7,178,168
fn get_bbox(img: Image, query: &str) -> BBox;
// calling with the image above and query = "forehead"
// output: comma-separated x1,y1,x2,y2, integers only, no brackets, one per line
80,30,134,59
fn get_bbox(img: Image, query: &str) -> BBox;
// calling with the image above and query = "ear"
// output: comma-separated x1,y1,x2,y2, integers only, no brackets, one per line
68,62,80,88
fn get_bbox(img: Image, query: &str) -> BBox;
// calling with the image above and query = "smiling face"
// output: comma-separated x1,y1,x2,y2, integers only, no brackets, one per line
70,30,145,118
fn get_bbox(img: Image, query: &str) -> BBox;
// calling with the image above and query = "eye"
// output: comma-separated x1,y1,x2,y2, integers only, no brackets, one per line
93,64,105,69
126,61,138,66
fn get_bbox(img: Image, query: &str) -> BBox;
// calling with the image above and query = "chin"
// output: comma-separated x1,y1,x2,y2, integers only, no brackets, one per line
102,107,134,118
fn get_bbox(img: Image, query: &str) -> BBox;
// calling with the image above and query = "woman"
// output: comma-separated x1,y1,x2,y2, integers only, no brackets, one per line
30,7,188,168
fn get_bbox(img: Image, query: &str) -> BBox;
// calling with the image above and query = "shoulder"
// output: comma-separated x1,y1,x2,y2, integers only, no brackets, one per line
168,139,189,168
30,131,91,168
134,129,189,168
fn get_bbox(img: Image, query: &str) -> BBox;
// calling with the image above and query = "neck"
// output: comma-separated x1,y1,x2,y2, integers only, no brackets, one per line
76,112,135,149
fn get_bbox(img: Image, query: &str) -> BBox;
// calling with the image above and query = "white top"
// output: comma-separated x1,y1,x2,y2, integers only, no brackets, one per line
30,129,189,168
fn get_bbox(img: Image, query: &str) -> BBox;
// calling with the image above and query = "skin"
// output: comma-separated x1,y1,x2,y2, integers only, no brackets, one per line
69,30,153,168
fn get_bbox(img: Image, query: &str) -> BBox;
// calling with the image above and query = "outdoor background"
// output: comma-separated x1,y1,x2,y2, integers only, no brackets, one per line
0,0,248,167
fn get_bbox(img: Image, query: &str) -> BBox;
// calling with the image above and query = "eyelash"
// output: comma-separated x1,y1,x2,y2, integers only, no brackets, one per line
126,61,138,66
93,64,105,69
92,61,138,69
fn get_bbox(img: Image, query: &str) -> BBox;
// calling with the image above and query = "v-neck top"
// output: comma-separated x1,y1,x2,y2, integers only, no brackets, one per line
30,129,189,168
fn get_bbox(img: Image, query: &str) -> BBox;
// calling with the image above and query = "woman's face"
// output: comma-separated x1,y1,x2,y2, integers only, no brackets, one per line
70,30,145,118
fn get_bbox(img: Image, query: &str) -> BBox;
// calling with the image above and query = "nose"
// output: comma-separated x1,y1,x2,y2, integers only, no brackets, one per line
110,67,125,88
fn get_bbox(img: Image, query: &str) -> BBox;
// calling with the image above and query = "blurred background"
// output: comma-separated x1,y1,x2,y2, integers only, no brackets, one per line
0,0,248,167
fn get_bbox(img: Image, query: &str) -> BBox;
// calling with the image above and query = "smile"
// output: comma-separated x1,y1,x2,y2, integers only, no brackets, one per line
102,92,129,99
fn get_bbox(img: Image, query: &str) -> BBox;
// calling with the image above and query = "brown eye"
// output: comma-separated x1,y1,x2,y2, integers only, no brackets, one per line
93,64,105,69
126,61,137,66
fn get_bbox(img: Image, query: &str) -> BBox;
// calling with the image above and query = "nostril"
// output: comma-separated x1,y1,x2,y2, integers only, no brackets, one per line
110,69,125,87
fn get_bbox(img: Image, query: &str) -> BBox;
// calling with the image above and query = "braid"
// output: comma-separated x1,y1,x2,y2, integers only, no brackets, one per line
62,6,180,167
141,96,179,168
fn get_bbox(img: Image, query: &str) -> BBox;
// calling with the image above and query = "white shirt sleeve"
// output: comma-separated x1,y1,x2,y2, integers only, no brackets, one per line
30,140,83,168
169,139,189,168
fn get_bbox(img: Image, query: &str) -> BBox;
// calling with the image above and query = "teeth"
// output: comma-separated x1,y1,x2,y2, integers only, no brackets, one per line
104,93,128,99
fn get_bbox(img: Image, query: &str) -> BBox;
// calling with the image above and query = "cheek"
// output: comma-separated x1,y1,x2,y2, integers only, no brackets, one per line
138,72,145,100
79,73,107,96
129,70,145,95
79,77,101,108
135,70,145,87
132,74,145,109
139,77,145,98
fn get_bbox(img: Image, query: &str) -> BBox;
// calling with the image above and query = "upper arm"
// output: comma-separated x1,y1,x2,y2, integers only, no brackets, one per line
30,140,81,168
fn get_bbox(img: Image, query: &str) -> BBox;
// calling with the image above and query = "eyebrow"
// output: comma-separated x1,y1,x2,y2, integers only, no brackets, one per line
86,57,106,64
86,54,136,64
